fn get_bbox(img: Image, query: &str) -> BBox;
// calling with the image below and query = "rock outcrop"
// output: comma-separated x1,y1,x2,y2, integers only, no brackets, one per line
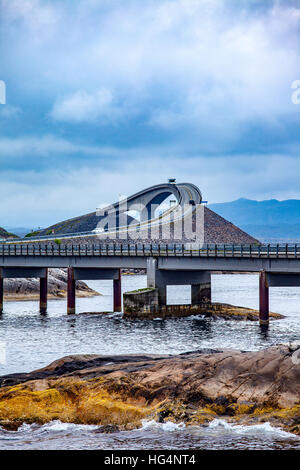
3,268,99,300
0,344,299,434
123,288,284,320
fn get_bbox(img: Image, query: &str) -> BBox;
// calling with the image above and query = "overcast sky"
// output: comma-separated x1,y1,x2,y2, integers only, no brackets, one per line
1,0,300,227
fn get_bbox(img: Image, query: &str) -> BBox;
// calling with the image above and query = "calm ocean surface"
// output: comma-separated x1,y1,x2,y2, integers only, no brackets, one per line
0,274,299,450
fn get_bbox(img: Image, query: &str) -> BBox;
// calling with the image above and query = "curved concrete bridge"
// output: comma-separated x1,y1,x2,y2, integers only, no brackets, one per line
3,182,203,244
94,181,203,240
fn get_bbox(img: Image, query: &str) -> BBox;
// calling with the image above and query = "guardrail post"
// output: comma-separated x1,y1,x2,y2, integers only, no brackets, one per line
259,271,269,326
39,268,48,314
0,268,3,314
113,269,122,312
67,267,76,314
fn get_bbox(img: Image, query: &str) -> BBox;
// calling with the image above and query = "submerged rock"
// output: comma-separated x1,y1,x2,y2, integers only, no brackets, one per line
0,345,299,434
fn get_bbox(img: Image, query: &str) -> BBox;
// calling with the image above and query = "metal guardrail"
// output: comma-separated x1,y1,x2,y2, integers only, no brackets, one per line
1,243,300,258
1,230,99,244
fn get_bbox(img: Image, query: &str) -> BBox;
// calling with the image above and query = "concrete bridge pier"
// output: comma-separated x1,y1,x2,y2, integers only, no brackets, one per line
259,271,269,325
0,267,48,315
147,257,212,307
0,269,3,314
191,277,212,305
157,286,167,306
113,269,122,312
67,267,122,314
67,267,76,314
39,268,48,314
259,271,300,326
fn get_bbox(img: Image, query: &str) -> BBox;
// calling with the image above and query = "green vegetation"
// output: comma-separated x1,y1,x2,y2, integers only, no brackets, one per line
126,288,156,294
54,239,62,245
0,226,18,239
24,230,41,238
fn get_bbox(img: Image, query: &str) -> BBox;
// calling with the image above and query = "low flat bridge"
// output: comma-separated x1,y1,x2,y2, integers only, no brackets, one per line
1,242,300,324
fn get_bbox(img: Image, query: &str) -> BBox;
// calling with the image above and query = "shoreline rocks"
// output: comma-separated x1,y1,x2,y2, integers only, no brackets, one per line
0,345,299,435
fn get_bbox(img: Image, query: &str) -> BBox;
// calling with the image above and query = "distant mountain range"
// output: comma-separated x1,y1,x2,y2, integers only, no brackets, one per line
209,198,300,242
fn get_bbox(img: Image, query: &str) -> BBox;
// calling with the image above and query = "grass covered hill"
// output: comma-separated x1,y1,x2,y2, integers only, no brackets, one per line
0,226,17,239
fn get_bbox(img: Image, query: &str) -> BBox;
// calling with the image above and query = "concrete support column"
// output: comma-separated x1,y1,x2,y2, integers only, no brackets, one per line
191,282,211,305
259,271,269,325
0,269,3,314
157,286,167,306
39,268,48,314
67,267,76,314
147,258,157,288
113,269,122,312
147,258,166,305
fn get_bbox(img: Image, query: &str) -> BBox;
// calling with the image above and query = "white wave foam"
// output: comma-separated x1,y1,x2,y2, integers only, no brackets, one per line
208,419,232,430
17,420,99,434
107,312,123,318
140,418,299,440
187,314,206,320
141,419,185,432
41,420,100,433
208,419,300,438
2,418,298,443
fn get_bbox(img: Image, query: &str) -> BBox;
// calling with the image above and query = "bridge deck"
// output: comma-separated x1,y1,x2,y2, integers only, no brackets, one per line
1,243,300,259
1,243,300,322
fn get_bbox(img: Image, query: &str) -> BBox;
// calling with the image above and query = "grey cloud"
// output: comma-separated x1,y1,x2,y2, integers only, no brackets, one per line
2,0,300,136
1,152,300,226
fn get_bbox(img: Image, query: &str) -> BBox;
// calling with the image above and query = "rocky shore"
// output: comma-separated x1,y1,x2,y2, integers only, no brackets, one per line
0,344,299,435
3,268,100,300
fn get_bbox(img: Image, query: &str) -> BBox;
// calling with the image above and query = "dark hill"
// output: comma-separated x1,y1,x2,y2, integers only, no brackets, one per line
0,227,17,239
39,206,259,244
203,207,259,244
39,212,137,236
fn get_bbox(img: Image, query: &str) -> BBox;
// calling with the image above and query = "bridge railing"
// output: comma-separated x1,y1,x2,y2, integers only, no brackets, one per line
0,243,300,258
